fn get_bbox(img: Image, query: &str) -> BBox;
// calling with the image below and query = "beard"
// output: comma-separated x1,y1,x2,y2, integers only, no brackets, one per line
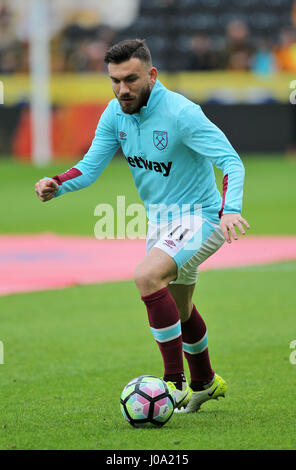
117,83,152,114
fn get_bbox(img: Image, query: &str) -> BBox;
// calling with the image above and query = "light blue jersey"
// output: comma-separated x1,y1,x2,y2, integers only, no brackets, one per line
53,80,245,224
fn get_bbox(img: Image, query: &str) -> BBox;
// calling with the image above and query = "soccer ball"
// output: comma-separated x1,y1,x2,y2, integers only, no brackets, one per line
120,375,175,427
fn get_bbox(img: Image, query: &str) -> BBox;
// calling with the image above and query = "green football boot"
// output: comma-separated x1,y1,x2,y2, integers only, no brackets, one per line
165,380,191,409
175,374,227,413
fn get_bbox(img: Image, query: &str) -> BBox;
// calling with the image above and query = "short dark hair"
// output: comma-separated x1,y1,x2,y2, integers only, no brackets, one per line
104,39,152,65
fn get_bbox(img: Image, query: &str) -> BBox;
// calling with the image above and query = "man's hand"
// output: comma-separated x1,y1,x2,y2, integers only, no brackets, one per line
220,213,250,244
35,178,58,202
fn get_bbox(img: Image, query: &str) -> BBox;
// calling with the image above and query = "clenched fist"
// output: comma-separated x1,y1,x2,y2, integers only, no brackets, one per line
35,178,59,202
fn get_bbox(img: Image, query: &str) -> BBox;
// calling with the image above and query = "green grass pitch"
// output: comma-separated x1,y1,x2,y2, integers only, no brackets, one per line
0,154,295,450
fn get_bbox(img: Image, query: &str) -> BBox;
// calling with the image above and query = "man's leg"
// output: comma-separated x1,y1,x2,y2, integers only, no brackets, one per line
139,216,227,410
134,247,189,405
168,283,215,389
168,283,227,413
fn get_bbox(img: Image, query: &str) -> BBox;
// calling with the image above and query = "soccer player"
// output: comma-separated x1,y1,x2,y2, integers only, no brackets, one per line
35,39,250,413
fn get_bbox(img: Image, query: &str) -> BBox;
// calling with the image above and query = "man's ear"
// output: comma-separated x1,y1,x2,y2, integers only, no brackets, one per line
149,67,158,85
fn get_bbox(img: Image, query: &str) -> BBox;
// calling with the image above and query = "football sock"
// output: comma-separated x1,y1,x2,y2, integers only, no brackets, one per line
163,372,186,391
190,375,215,391
141,287,184,387
181,304,215,391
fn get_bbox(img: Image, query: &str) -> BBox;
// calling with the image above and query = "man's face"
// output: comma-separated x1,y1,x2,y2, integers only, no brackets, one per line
108,58,158,114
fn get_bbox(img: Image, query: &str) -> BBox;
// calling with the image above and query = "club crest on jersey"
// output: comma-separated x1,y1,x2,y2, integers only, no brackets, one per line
153,130,168,150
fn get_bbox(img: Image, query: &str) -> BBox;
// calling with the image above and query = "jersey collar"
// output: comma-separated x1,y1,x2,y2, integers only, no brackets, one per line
137,80,166,117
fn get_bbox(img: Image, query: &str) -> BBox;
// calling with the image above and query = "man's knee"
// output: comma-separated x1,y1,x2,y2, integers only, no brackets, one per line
134,264,165,296
134,248,178,297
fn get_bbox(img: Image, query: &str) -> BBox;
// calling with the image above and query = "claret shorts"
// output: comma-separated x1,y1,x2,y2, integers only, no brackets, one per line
146,214,225,285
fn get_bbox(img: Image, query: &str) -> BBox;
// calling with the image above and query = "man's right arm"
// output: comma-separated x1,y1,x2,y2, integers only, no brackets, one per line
35,101,120,202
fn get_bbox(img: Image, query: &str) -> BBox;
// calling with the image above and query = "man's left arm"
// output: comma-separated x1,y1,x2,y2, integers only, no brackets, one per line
209,137,250,244
178,104,250,243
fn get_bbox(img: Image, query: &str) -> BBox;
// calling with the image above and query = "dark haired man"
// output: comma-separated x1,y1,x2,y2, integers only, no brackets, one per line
35,39,249,413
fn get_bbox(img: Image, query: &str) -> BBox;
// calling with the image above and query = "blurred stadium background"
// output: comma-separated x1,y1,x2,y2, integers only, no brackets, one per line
1,0,296,161
1,0,296,451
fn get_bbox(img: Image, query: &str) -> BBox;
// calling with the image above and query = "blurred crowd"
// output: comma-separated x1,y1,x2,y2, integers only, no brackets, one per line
1,0,296,75
185,21,296,74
